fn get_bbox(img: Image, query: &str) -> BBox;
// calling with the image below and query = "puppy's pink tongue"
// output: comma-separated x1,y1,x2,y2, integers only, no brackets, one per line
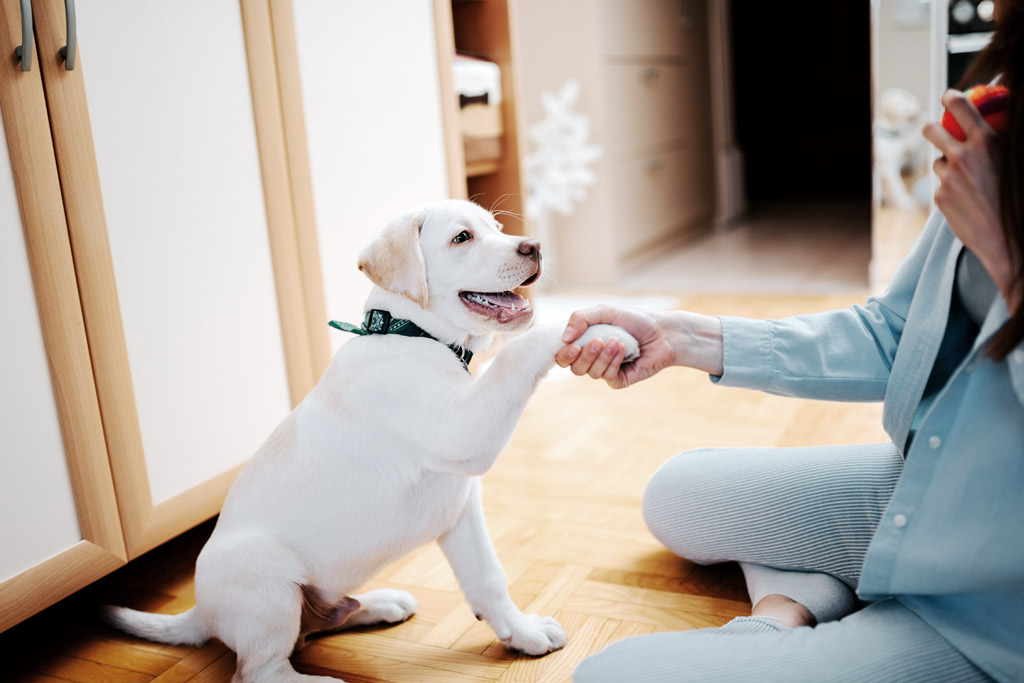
483,292,527,308
461,290,532,321
487,292,531,322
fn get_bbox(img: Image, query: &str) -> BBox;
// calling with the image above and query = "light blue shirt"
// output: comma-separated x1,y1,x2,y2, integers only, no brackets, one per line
714,211,1024,681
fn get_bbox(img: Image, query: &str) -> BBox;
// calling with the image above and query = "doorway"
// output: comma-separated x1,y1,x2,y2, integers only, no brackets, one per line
718,1,873,292
730,2,872,204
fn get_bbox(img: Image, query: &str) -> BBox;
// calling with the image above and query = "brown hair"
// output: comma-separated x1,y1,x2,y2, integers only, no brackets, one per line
959,0,1024,359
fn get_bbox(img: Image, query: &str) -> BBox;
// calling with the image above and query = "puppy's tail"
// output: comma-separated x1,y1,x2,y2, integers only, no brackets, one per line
102,605,211,646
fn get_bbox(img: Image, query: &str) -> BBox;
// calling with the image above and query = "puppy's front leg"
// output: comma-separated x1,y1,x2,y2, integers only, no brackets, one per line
438,480,566,655
441,324,565,475
443,323,636,475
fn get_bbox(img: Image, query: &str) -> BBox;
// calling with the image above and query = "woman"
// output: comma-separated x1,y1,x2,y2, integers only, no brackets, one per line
558,2,1023,680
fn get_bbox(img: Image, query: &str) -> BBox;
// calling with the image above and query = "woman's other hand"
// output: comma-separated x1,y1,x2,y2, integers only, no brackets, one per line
923,89,1020,309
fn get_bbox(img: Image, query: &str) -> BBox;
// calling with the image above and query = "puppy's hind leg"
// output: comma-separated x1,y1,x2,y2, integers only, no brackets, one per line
196,542,338,683
299,589,417,648
345,589,418,628
220,581,340,683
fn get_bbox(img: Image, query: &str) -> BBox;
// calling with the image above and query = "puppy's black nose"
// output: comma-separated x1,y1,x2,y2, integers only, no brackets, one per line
518,239,541,261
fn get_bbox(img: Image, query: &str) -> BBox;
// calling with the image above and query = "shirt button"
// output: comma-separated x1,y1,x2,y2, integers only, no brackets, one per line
928,435,942,449
893,514,908,528
1013,349,1024,364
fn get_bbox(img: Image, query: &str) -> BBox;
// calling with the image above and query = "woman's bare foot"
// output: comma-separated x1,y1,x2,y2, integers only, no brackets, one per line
751,594,817,628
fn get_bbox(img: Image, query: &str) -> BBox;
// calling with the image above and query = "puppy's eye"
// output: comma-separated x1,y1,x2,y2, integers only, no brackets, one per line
452,230,472,244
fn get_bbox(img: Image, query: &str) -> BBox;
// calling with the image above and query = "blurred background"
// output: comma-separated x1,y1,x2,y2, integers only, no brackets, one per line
297,0,982,323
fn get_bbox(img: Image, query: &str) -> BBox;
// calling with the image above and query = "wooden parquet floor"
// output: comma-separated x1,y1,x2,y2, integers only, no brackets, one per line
0,292,888,683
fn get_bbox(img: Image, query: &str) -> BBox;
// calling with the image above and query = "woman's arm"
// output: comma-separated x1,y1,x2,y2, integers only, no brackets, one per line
558,210,951,397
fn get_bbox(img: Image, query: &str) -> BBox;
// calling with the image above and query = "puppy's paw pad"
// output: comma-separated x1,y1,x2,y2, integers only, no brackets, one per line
575,324,640,362
507,614,567,655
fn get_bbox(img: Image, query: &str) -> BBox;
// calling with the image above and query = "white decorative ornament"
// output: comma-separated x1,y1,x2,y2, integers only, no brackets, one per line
524,79,601,284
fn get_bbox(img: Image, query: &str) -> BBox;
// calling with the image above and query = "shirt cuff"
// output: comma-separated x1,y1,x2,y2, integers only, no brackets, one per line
709,316,776,391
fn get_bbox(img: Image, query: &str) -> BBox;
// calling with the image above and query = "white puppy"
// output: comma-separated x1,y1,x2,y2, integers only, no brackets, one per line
105,199,637,683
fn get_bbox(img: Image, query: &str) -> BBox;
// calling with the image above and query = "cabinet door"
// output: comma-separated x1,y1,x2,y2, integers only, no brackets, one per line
32,0,314,557
604,62,697,155
601,0,696,59
609,146,712,257
292,0,451,347
0,9,125,630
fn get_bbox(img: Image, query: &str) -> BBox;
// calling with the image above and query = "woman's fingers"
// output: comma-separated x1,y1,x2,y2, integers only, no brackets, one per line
601,343,628,384
941,89,988,139
924,90,990,160
555,343,582,368
922,120,957,158
566,339,600,375
566,339,624,379
587,340,624,380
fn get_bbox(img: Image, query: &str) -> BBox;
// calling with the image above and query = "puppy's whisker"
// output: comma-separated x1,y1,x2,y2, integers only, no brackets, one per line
539,271,562,287
492,210,525,227
489,194,521,214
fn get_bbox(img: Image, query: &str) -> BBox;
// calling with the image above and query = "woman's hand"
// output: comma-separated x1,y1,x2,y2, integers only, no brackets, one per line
923,89,1020,310
555,305,724,389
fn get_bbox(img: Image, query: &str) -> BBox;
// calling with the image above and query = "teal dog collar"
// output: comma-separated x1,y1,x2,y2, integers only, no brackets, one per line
329,309,473,371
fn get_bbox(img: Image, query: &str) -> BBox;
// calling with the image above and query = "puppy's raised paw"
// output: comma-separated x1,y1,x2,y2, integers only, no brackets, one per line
505,614,568,656
575,324,640,362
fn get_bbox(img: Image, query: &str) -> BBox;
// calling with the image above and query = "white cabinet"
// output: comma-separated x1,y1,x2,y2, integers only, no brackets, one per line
515,0,715,284
78,1,293,506
0,16,125,628
0,133,81,582
0,0,324,629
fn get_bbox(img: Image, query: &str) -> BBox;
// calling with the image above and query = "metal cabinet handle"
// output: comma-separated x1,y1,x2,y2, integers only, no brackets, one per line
60,0,76,70
641,66,660,80
14,0,32,71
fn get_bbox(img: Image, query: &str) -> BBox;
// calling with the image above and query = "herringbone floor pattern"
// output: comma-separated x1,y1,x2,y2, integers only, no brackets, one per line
1,292,889,683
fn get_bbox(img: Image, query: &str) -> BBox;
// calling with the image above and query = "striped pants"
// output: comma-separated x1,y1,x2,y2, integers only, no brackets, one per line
573,443,992,682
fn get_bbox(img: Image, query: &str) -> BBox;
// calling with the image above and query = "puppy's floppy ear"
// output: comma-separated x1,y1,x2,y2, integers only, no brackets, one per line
358,210,429,307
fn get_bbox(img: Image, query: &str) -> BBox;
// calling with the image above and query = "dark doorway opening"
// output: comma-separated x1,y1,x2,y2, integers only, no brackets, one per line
730,2,872,204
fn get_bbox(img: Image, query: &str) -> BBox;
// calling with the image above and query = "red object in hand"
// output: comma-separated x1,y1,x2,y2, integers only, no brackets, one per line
941,85,1010,141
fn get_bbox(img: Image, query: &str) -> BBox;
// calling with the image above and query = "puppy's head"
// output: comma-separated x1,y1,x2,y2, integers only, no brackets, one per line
877,88,921,131
358,200,540,334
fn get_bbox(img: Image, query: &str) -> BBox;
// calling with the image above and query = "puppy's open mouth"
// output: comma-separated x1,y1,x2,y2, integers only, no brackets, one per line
459,288,534,323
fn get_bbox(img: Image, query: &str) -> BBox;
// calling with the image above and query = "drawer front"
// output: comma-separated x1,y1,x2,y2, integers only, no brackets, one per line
605,62,697,154
610,146,713,257
601,0,696,58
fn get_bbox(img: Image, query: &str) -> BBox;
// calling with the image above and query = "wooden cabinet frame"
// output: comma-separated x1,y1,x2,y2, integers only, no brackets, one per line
433,0,530,236
0,4,125,631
